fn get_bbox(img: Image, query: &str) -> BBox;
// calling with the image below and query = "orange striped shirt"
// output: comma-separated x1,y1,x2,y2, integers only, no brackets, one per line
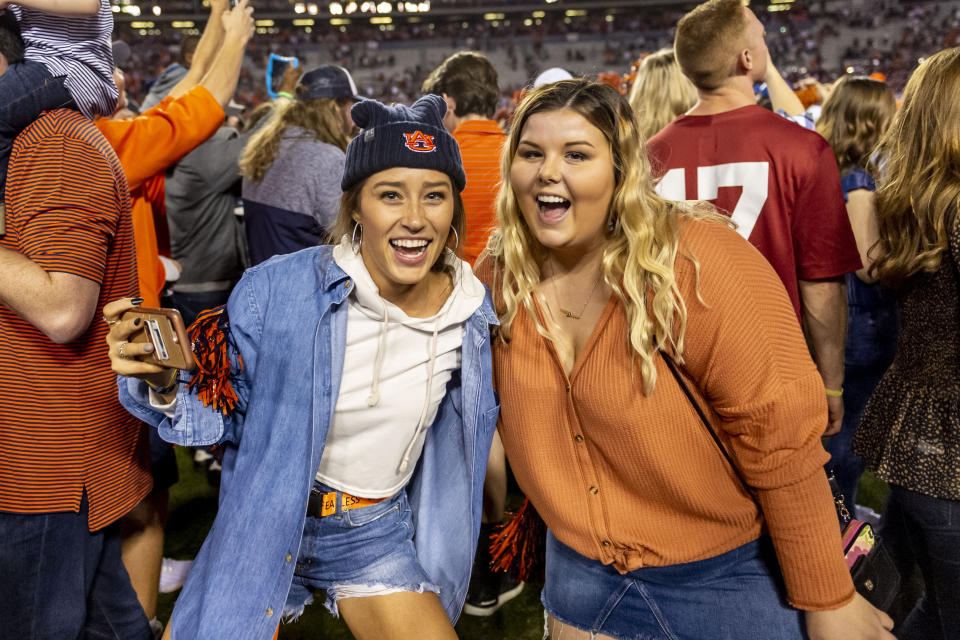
453,119,505,265
0,109,151,531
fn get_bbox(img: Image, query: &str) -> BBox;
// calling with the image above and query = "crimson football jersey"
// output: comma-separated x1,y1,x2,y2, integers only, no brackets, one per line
647,105,861,319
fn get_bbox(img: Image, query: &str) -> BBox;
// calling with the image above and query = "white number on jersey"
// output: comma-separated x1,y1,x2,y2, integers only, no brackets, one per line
655,162,769,240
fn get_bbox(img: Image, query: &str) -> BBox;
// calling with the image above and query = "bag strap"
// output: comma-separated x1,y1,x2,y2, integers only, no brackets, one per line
660,350,856,530
659,349,752,494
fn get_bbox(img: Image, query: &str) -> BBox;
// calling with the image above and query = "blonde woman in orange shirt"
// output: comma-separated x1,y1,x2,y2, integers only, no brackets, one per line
474,80,893,640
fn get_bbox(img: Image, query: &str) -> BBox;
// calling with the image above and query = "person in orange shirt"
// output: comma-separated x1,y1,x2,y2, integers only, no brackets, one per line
475,80,894,640
422,52,505,267
93,2,254,634
422,51,516,617
97,0,254,310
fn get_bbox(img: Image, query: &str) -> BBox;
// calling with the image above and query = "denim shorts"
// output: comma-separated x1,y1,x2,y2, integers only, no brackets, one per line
542,531,804,640
282,483,439,619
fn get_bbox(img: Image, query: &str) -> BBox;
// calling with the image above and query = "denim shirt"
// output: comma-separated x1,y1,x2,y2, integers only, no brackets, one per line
118,246,500,639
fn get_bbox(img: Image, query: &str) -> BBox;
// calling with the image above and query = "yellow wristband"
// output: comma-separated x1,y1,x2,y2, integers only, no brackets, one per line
146,369,179,395
824,387,843,397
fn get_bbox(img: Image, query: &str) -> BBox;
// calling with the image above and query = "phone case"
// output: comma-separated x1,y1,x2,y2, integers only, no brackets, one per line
121,307,196,371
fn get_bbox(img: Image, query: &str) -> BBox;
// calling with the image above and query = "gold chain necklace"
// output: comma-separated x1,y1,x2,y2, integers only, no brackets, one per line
545,260,602,320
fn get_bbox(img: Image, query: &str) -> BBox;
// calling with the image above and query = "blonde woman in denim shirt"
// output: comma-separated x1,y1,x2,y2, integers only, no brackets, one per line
104,95,500,640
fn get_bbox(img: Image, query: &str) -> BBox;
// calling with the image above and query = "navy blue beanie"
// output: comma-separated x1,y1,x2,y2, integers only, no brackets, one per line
341,94,466,192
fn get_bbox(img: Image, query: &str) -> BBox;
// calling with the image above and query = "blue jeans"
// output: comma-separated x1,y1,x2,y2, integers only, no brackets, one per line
283,483,439,620
0,494,152,640
825,281,897,504
542,532,804,640
881,485,960,640
0,59,75,193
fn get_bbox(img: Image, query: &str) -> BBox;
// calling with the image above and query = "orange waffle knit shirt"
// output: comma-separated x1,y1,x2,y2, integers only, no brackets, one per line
475,217,855,611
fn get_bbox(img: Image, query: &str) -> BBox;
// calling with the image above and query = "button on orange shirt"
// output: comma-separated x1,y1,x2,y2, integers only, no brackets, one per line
96,86,225,306
452,119,505,265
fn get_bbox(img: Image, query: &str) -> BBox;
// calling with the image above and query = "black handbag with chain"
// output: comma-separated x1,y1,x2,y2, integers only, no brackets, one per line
659,350,900,611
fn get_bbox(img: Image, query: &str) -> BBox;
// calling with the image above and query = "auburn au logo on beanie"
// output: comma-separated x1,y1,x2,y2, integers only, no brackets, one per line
341,94,466,192
403,131,437,153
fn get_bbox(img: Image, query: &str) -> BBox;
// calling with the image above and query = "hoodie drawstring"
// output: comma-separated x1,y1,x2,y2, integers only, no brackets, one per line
398,323,440,474
366,301,390,407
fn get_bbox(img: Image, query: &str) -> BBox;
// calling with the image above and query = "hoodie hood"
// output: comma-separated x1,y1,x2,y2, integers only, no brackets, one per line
332,235,484,331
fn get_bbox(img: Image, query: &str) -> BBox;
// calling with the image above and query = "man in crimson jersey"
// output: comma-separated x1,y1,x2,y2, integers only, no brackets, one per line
647,0,860,437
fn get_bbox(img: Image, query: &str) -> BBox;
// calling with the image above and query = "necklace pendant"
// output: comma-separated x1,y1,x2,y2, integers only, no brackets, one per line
561,308,581,320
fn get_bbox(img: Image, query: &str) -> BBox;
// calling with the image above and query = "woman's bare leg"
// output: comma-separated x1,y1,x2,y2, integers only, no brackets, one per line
546,614,618,640
338,590,457,640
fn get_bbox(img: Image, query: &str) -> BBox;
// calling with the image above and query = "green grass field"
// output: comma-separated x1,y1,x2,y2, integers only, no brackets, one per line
158,447,889,639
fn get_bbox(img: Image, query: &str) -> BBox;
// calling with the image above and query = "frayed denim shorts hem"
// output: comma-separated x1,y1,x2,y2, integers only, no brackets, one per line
282,483,438,620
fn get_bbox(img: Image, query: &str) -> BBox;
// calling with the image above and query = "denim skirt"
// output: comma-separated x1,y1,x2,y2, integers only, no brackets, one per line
282,483,439,619
542,531,805,640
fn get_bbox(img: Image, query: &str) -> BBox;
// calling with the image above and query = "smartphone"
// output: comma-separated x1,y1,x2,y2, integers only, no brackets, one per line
121,307,196,371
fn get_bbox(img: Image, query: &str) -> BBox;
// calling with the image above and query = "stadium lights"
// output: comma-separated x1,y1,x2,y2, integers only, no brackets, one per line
295,3,306,13
123,4,141,16
377,1,391,12
111,4,120,11
307,3,319,15
329,2,342,13
360,2,375,12
345,2,358,14
152,5,160,16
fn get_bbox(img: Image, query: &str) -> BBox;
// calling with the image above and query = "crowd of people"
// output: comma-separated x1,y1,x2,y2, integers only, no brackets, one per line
109,0,960,108
0,0,958,639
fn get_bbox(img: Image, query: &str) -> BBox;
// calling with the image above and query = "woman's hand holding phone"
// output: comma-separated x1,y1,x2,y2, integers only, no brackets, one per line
103,298,178,390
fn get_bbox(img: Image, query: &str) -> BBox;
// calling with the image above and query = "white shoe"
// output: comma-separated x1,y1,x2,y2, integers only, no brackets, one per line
159,557,194,594
193,448,214,468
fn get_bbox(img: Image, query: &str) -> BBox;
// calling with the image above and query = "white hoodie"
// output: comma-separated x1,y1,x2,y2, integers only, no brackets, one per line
314,238,487,497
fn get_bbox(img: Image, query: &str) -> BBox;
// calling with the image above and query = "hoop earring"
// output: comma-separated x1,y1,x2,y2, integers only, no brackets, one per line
450,227,459,251
351,223,362,253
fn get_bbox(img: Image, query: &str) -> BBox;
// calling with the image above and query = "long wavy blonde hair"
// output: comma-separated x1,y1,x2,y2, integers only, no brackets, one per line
487,79,725,394
240,88,353,183
815,76,895,173
628,49,698,140
870,47,960,287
